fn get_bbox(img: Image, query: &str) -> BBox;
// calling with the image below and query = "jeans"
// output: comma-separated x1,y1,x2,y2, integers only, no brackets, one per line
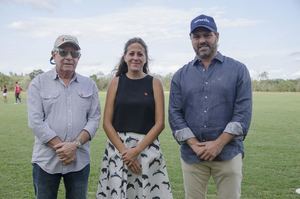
32,163,90,199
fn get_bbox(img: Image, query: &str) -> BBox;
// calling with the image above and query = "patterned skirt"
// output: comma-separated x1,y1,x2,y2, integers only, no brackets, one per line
96,132,173,199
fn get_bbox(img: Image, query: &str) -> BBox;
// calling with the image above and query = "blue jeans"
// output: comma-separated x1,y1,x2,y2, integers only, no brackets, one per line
32,163,90,199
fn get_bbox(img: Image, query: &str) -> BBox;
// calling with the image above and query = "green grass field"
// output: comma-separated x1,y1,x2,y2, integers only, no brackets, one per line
0,92,299,199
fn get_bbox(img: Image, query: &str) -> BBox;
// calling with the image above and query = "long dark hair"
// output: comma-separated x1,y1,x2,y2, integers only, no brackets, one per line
115,37,149,77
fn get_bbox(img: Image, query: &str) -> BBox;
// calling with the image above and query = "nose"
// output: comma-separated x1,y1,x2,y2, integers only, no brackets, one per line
132,54,139,60
198,36,207,44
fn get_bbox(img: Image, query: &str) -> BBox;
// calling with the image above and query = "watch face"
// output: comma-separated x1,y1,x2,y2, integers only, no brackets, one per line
75,140,82,148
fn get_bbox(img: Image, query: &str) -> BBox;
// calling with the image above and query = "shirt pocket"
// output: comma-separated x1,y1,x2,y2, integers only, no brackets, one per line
41,92,60,114
75,88,93,112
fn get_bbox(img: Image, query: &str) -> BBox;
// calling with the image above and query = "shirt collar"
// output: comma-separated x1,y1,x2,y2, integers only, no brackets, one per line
50,68,79,82
192,51,224,66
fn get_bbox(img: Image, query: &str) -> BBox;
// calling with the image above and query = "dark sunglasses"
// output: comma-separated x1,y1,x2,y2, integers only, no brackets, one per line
56,48,81,58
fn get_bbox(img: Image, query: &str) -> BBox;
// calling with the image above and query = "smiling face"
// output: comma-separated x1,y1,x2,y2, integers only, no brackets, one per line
52,43,80,79
190,27,219,60
124,42,147,74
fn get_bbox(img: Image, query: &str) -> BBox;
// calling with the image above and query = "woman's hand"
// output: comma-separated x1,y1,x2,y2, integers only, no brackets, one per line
122,147,142,175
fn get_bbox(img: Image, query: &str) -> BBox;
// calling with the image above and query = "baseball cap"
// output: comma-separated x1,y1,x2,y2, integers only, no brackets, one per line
50,35,81,64
190,14,217,34
53,35,81,51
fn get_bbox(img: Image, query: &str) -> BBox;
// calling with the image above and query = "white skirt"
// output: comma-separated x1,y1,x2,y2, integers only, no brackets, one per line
96,132,173,199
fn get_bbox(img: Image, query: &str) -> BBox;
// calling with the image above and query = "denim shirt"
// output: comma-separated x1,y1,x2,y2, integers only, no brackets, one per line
27,69,101,174
168,52,252,164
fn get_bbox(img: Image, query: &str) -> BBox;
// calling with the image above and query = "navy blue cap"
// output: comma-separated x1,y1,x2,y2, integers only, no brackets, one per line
190,14,217,33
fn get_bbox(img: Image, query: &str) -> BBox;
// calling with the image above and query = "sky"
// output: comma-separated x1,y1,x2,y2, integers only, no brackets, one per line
0,0,300,79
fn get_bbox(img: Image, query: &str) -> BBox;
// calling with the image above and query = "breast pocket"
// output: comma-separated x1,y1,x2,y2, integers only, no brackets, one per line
41,92,60,114
76,89,93,112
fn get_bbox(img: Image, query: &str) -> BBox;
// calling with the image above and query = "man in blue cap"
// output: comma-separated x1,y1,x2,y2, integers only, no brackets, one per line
169,14,252,198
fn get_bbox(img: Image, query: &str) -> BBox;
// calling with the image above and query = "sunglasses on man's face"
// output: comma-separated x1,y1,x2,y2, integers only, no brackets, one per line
56,48,81,58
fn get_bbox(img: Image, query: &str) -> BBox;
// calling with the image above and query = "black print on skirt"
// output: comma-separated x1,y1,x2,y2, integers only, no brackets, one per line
96,132,173,199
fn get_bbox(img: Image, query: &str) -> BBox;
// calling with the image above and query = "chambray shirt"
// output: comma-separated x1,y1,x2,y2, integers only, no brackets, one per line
27,69,100,174
169,52,252,164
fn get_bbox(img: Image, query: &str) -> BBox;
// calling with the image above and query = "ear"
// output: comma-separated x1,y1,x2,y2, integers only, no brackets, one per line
215,32,220,41
51,51,56,58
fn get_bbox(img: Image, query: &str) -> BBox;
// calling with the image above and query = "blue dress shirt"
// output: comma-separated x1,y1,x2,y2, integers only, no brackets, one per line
169,52,252,164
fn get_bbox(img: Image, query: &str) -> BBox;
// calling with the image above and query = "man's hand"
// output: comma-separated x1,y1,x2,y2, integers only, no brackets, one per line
54,142,77,165
198,133,234,161
198,140,223,161
189,142,206,157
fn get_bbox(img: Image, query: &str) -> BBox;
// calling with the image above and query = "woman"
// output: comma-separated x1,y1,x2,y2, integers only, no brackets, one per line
96,37,173,198
2,85,8,103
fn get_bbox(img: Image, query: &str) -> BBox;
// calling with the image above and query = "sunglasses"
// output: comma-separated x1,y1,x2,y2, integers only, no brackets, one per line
56,48,81,58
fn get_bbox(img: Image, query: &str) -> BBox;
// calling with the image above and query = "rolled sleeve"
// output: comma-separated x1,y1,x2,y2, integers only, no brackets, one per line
27,77,57,144
83,83,101,139
230,64,252,137
169,70,195,144
224,122,243,136
174,127,195,143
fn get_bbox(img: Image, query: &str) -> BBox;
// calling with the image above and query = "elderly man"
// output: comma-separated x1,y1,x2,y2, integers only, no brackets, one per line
27,35,100,199
169,15,252,199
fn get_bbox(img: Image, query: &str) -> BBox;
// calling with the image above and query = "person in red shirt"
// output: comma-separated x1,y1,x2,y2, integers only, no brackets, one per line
14,81,22,103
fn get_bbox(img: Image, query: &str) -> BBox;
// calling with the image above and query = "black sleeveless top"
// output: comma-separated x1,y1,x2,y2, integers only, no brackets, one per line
113,74,155,134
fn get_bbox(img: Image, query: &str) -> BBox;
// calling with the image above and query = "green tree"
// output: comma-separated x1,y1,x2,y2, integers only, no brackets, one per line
29,69,44,80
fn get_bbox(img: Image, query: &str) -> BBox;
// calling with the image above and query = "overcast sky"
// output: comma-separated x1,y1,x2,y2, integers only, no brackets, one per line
1,0,300,79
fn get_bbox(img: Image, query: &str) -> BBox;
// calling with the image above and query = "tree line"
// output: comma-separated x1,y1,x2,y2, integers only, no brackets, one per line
1,70,300,92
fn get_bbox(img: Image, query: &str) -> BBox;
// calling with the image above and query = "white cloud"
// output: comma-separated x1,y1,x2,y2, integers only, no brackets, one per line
2,4,272,77
8,6,261,41
1,0,81,10
218,18,262,28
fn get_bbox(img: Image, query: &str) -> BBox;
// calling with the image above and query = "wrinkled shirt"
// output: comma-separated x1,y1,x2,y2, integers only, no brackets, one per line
169,52,252,164
27,69,100,174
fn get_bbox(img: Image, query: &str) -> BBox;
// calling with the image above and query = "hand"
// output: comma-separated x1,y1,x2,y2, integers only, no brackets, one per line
122,148,141,175
127,159,142,175
122,147,139,163
190,142,206,157
198,141,223,161
54,142,77,165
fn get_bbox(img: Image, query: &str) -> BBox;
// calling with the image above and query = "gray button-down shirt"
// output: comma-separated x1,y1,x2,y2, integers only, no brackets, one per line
27,69,100,174
169,52,252,163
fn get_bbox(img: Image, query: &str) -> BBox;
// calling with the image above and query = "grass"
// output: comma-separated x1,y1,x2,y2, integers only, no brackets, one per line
0,92,300,198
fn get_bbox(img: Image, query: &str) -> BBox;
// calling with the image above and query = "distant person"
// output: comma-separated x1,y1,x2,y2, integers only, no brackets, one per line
27,35,101,199
96,37,173,198
2,85,8,103
14,81,22,103
169,14,252,199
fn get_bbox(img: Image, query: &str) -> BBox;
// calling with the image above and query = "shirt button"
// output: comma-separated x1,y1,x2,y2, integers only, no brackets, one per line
204,125,207,128
205,96,208,99
202,69,205,72
205,82,208,85
204,110,207,113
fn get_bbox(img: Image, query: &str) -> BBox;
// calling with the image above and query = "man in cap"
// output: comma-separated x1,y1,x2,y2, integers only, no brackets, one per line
27,35,101,199
169,14,252,198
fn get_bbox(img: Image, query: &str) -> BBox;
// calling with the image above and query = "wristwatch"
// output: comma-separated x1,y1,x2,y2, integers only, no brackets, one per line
74,140,82,148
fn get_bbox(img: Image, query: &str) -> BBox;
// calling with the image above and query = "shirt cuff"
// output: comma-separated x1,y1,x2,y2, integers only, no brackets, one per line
224,122,243,136
174,127,195,144
83,123,97,140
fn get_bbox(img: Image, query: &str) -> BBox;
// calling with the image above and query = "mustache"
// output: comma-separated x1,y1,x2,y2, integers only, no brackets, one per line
198,43,210,48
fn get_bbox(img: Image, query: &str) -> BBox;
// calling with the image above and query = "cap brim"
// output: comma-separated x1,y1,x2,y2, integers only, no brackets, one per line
190,25,215,34
57,42,81,50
